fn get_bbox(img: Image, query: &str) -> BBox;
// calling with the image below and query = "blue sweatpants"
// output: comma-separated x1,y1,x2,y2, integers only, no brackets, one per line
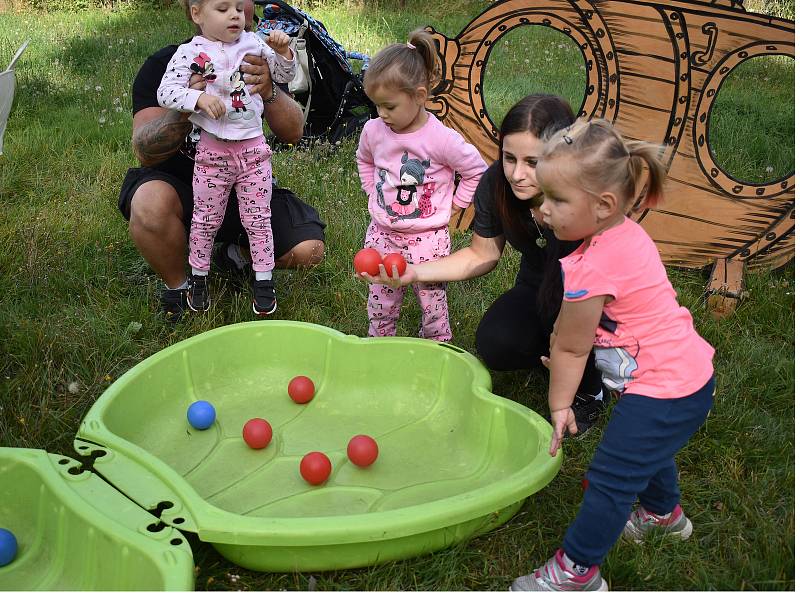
562,376,715,567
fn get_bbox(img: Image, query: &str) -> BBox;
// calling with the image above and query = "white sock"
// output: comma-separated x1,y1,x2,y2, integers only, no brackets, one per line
255,270,272,281
227,243,250,269
167,279,188,290
192,268,209,277
562,551,591,575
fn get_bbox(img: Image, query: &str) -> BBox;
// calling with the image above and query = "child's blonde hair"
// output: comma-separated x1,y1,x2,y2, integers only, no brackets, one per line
363,28,439,97
540,119,666,211
179,0,253,34
180,0,204,34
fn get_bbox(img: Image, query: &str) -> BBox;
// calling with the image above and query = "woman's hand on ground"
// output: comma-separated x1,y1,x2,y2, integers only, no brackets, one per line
549,407,578,457
240,54,273,97
357,263,417,288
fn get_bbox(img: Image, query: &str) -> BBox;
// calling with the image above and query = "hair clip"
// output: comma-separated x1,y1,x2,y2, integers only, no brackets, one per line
406,41,416,50
563,135,573,145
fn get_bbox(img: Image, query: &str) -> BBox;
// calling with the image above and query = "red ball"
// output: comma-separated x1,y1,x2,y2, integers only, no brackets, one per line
354,248,382,276
242,418,273,449
347,435,379,468
300,452,332,485
581,477,589,492
382,253,407,277
288,375,315,404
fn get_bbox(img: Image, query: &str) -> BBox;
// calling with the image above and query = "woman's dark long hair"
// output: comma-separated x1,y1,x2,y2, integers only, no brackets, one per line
494,95,576,322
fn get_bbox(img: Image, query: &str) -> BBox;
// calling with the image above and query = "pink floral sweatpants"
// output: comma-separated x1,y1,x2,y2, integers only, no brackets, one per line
365,220,452,341
189,132,274,272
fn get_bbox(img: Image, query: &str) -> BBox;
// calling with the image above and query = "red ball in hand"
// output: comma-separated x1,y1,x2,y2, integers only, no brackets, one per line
288,375,315,404
300,451,332,485
354,248,382,276
382,253,407,277
242,418,273,449
347,435,379,467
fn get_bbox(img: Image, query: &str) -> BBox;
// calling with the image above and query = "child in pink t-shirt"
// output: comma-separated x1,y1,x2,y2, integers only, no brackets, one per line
509,120,715,592
355,29,487,341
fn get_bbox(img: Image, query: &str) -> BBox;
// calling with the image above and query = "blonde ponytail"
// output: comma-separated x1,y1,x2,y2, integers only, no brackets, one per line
364,28,439,96
540,119,666,212
626,141,666,210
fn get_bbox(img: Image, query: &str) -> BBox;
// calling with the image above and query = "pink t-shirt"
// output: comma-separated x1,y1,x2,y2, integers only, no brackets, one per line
560,217,714,398
356,114,487,233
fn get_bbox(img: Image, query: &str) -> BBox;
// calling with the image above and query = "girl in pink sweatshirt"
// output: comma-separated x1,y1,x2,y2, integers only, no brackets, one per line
356,29,487,341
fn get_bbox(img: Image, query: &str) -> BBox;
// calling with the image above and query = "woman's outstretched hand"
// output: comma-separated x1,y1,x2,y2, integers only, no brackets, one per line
549,407,578,457
356,263,417,288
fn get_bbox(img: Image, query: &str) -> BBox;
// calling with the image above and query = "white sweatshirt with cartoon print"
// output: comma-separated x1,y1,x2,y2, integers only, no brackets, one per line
157,32,295,141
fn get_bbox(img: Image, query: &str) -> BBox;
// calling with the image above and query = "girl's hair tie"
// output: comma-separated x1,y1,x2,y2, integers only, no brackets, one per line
406,41,416,50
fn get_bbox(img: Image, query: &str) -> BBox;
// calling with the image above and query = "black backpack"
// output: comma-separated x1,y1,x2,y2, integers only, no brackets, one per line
254,0,376,146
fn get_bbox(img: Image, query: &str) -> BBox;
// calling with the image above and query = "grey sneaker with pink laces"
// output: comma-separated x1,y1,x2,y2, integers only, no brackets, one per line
510,548,608,591
622,503,693,543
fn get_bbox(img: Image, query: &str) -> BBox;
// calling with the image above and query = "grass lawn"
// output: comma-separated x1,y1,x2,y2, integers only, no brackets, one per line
0,0,794,591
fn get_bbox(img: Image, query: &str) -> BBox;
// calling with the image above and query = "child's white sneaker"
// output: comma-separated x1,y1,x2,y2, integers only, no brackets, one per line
510,548,608,591
622,503,693,543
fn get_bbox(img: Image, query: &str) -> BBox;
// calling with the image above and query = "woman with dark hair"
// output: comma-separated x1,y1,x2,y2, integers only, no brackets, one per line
363,94,605,432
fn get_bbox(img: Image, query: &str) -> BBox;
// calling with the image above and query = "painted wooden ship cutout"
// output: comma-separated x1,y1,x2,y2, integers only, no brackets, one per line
430,0,794,315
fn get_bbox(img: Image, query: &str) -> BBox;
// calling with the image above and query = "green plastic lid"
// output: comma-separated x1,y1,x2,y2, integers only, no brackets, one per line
0,448,194,591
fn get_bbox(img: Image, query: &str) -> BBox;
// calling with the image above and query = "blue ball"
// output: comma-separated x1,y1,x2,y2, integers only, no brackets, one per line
187,400,216,430
0,528,17,567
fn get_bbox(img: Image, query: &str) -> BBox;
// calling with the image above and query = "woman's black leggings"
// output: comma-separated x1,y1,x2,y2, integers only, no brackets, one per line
475,282,603,395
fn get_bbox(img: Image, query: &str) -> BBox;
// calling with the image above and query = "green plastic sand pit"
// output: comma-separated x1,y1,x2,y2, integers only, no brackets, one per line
75,321,561,572
0,448,194,591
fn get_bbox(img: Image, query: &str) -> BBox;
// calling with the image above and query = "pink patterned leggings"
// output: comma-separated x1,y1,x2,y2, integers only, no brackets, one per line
189,132,274,272
365,221,452,341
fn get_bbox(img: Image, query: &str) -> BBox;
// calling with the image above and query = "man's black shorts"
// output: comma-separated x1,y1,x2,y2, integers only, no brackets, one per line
119,167,326,258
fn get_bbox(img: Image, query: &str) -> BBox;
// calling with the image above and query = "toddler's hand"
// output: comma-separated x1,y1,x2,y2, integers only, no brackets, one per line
196,93,225,120
549,407,578,457
265,30,292,59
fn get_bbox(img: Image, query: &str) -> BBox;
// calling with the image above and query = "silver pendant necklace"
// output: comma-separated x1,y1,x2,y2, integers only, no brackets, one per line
532,213,547,248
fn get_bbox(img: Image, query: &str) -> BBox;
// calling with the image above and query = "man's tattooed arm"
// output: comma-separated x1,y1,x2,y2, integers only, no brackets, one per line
132,107,193,167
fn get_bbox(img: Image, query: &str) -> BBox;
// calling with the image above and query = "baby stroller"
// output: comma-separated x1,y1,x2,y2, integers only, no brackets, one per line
254,0,376,146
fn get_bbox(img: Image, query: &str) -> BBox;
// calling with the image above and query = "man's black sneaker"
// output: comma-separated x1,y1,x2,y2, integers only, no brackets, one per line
570,391,607,437
212,243,251,276
160,287,188,323
252,278,277,315
187,274,211,312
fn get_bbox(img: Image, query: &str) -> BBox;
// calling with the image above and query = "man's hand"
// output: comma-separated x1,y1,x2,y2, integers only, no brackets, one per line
264,30,292,59
196,92,226,119
240,53,272,97
549,407,578,457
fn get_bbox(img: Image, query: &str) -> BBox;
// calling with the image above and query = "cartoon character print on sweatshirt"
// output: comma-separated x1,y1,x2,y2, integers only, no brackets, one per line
190,52,217,82
229,67,255,120
365,222,452,341
375,152,434,222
